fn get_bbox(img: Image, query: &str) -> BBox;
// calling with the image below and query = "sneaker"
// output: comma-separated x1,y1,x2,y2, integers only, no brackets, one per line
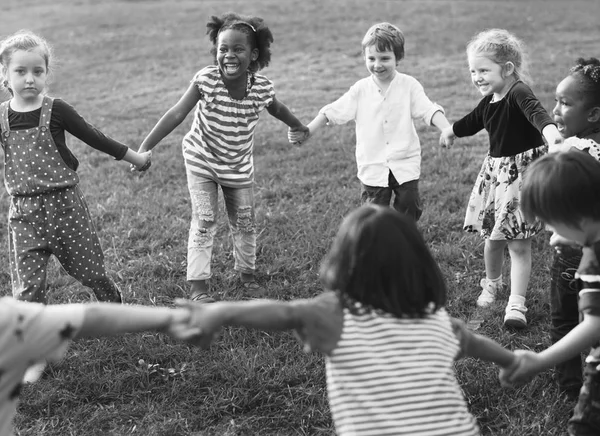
23,361,47,383
504,303,528,328
477,278,501,307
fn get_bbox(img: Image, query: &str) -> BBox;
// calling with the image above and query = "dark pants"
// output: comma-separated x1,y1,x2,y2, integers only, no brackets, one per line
360,173,422,221
550,246,584,396
568,347,600,435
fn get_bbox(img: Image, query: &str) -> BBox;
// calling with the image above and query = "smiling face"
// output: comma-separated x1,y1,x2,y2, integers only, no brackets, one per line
468,53,513,99
216,29,258,83
4,48,47,106
553,75,594,138
364,45,397,86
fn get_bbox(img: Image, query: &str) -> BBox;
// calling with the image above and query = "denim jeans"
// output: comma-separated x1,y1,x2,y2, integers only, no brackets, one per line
568,347,600,435
186,173,256,281
360,173,422,221
550,246,584,395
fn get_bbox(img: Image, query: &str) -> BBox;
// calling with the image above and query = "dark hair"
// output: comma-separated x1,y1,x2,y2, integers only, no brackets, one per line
206,12,273,72
319,205,446,318
361,22,405,61
522,150,600,228
568,57,600,108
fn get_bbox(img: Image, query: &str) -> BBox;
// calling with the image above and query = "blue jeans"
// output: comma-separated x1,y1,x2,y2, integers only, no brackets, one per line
360,173,422,221
186,173,256,281
569,347,600,435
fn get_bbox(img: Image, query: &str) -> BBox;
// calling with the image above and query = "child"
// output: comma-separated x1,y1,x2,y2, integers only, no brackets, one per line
545,57,600,399
0,297,201,436
181,205,517,435
500,150,600,435
439,29,562,328
288,22,451,221
137,13,308,302
0,31,151,304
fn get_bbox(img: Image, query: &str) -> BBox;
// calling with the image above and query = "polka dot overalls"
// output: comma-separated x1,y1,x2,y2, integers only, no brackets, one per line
0,96,122,303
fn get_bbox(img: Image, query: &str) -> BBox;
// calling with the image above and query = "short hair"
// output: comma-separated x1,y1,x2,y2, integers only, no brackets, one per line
521,150,600,228
466,28,532,84
319,205,446,318
361,22,405,61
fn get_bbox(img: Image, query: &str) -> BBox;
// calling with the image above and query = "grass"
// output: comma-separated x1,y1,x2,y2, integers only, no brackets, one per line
2,0,598,434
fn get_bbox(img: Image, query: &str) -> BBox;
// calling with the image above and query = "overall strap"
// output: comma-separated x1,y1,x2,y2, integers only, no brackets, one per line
38,96,54,128
0,100,10,134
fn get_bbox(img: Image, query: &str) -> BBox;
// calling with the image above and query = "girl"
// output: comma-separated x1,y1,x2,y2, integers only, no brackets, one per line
0,30,151,304
181,205,517,436
440,29,562,328
137,13,308,302
0,297,201,436
545,57,600,399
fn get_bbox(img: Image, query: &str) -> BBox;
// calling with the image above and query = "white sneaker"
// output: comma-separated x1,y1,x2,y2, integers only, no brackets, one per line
477,278,501,307
504,303,528,329
23,361,47,383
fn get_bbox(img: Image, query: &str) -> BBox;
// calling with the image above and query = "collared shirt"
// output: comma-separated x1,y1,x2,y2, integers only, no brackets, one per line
319,72,443,186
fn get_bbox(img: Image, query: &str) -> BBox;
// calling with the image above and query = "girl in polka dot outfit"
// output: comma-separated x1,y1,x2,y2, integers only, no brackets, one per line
0,30,151,304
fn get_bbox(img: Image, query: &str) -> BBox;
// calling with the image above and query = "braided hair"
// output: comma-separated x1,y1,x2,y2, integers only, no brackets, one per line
569,57,600,107
206,12,274,72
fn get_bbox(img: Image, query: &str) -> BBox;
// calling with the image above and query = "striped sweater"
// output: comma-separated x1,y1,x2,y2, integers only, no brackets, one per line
182,65,275,187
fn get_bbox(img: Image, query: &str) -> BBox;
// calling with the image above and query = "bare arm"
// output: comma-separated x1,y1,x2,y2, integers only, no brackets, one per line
266,96,305,129
75,304,193,339
138,83,201,153
430,110,451,132
453,318,516,368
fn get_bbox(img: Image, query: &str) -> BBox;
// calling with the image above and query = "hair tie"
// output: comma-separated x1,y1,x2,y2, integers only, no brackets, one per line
582,64,600,83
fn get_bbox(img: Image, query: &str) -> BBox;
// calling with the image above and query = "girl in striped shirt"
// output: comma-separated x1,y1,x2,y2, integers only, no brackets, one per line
138,13,308,302
182,204,517,436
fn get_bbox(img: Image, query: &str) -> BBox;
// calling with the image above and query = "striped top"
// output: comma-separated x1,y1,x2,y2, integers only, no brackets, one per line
326,305,480,436
182,65,275,187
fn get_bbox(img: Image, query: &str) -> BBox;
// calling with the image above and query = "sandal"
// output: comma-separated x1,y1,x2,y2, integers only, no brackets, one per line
190,293,216,304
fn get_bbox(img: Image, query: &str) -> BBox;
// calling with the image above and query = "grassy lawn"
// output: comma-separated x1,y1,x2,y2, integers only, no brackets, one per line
2,0,598,434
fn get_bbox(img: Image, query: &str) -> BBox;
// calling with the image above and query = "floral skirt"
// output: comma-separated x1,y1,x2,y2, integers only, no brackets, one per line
463,145,547,240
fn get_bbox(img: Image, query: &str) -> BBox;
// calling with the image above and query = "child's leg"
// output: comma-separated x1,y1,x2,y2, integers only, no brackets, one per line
504,238,532,328
186,174,219,300
391,177,422,221
360,172,393,208
551,247,584,397
568,347,600,435
222,185,259,289
477,239,506,306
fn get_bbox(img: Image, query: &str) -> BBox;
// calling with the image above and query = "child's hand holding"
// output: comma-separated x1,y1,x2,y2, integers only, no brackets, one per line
130,151,152,172
439,126,455,149
174,299,223,349
288,126,310,145
164,307,204,342
499,350,543,387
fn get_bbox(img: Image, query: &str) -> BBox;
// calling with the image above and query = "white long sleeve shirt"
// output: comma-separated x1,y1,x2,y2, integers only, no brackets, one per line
320,72,443,186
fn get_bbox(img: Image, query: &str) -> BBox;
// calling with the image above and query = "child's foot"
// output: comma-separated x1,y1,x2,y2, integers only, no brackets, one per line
477,278,501,307
503,303,527,328
240,272,266,297
190,280,215,304
23,361,47,383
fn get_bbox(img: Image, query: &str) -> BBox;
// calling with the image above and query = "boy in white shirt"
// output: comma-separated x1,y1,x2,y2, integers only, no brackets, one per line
289,22,450,220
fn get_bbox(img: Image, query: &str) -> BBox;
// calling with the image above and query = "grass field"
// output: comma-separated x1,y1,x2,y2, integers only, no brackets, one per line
2,0,598,435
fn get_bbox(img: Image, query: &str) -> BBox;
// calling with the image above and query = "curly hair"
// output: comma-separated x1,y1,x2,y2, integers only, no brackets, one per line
466,28,532,84
569,57,600,107
206,12,273,72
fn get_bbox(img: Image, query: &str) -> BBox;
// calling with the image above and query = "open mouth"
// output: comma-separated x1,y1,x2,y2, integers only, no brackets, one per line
223,63,240,75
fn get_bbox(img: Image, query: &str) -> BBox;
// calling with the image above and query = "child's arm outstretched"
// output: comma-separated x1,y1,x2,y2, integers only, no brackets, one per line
452,318,516,369
267,97,309,144
500,313,600,387
137,83,201,154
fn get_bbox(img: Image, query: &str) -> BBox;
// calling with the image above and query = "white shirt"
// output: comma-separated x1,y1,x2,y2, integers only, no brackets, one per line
320,72,443,186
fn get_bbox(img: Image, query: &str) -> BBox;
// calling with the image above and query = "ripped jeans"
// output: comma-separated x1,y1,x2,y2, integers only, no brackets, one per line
186,173,256,281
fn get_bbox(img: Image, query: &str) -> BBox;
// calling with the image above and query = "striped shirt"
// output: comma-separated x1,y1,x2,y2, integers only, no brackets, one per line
326,306,479,436
182,65,275,187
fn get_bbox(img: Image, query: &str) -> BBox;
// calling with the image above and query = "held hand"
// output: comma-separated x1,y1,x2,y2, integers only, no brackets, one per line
165,311,203,343
439,127,455,149
174,298,223,349
288,125,310,145
499,350,542,387
130,150,152,172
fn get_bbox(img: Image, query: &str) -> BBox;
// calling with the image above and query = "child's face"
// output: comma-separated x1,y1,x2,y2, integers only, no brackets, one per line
216,29,258,82
364,45,397,85
6,49,47,103
553,75,592,138
468,54,510,98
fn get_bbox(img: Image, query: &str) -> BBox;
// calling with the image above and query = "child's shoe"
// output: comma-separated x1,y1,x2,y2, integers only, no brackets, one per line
477,278,501,307
504,303,528,329
23,361,47,383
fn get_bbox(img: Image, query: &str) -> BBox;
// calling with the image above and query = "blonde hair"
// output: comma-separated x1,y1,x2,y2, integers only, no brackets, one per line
466,28,532,84
361,22,405,61
0,30,52,93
